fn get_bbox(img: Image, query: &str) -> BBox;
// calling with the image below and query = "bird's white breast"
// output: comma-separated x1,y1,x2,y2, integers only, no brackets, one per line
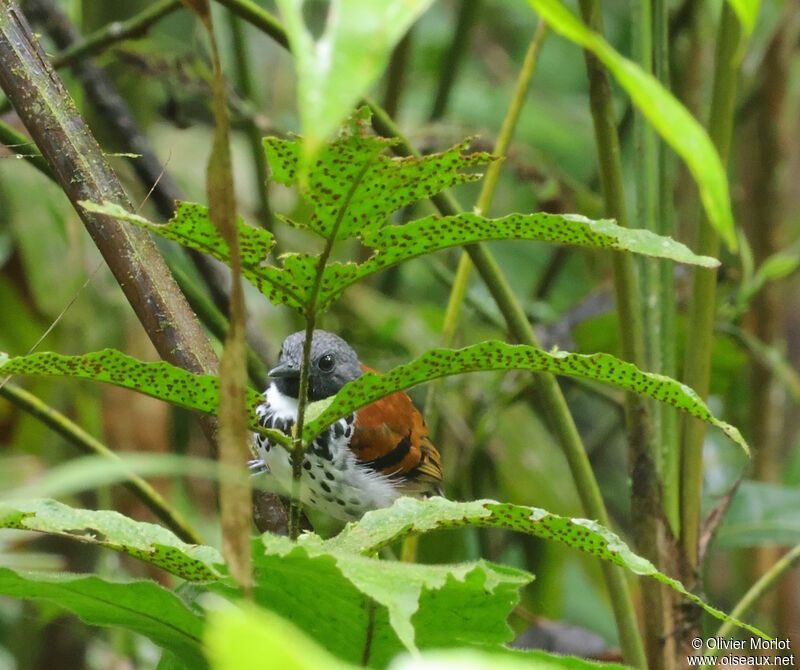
253,383,398,520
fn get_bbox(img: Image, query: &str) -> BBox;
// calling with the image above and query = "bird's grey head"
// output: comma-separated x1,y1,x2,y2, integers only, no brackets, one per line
269,330,363,401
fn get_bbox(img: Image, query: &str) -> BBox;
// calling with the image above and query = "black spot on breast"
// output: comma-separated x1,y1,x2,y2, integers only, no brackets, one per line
336,498,346,506
333,422,344,438
320,481,331,493
303,460,311,471
345,414,354,425
344,426,352,439
349,497,360,505
309,472,316,480
310,430,332,460
324,470,335,481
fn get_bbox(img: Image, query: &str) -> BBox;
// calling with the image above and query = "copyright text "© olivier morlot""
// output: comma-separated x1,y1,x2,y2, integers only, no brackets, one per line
688,637,796,667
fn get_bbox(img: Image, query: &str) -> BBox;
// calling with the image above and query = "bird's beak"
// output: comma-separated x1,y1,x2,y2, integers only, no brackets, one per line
268,362,300,379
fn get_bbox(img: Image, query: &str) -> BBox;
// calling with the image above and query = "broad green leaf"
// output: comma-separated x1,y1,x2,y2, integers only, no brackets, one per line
327,497,769,640
205,606,626,670
275,0,434,165
527,0,736,250
205,605,353,670
0,499,223,581
0,348,288,447
726,0,761,34
263,110,494,240
714,481,800,548
231,534,530,667
303,341,749,456
0,568,207,668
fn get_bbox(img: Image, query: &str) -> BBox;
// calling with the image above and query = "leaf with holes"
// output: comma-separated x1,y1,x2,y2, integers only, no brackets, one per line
275,1,434,165
527,0,736,250
237,533,531,666
0,348,289,446
0,568,207,668
263,108,493,240
80,201,309,313
326,497,769,640
303,341,748,455
307,211,719,310
82,202,717,318
0,499,223,581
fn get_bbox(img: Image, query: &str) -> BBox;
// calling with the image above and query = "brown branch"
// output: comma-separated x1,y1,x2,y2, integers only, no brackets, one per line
2,0,288,533
0,1,218,380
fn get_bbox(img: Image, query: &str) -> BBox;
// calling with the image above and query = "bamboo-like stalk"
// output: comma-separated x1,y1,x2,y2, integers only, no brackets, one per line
654,0,680,539
429,0,482,121
577,1,661,666
0,383,203,545
424,21,547,424
679,2,742,576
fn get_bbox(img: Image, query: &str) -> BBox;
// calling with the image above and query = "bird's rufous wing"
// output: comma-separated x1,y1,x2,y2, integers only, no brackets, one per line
349,367,443,496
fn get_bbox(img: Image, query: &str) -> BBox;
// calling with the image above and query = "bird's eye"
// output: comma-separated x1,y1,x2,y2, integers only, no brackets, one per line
318,353,335,372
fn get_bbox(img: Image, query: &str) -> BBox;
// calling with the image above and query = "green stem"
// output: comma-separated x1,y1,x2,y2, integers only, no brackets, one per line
634,1,677,665
0,382,203,544
212,0,288,49
654,0,679,538
711,543,800,650
227,11,275,236
51,0,181,69
289,160,373,540
429,0,482,121
383,29,413,119
679,2,742,576
424,21,547,422
578,1,658,665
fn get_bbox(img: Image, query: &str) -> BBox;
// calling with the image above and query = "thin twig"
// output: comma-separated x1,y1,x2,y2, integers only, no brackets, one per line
711,543,800,650
51,0,182,69
0,382,203,544
429,0,482,121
